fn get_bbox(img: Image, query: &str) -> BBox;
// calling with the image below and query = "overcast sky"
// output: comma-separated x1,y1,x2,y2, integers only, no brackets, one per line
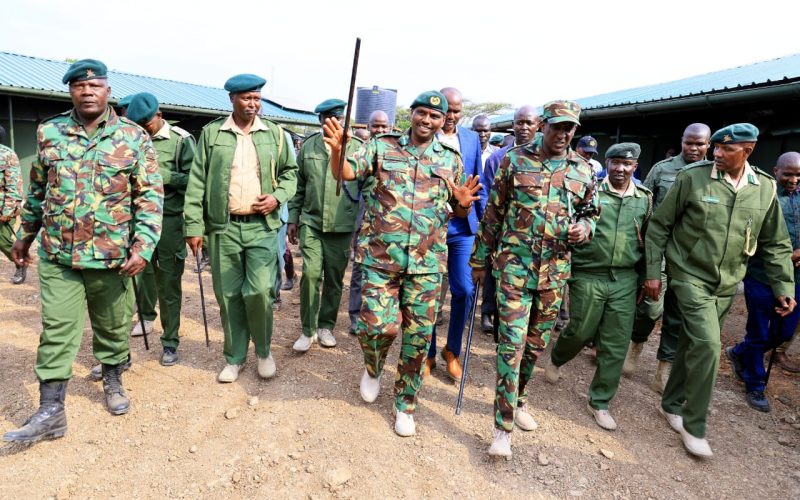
3,0,798,113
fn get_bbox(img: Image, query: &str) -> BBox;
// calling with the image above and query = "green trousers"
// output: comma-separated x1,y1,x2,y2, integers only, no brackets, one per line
35,259,133,381
209,219,278,365
299,225,352,337
358,266,441,414
662,279,734,438
551,272,638,409
0,220,14,261
631,267,680,362
138,214,186,348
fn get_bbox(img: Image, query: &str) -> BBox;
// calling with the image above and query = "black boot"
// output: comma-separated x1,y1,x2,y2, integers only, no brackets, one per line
102,364,130,415
11,265,27,285
3,381,68,443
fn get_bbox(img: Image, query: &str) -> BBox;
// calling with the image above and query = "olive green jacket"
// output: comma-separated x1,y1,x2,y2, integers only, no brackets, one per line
152,123,196,215
184,116,297,236
643,154,691,210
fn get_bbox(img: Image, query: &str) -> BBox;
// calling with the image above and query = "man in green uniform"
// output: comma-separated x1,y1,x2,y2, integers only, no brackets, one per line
624,124,711,394
644,123,795,457
545,143,653,431
323,91,480,437
0,124,26,284
126,92,196,365
3,59,163,443
184,74,297,383
288,98,362,352
471,100,599,457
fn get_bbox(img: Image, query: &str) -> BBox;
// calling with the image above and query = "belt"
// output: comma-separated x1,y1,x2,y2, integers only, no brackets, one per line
229,213,263,223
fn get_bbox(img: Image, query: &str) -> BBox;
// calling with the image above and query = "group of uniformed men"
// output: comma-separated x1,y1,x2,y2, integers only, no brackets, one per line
2,58,798,462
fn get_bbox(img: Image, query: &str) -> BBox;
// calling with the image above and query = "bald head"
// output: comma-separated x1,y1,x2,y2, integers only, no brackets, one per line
512,105,540,145
777,151,800,169
681,123,711,163
368,110,390,136
775,151,800,193
440,87,463,133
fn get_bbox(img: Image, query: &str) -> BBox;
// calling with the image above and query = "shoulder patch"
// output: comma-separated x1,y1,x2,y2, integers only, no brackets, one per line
171,125,193,139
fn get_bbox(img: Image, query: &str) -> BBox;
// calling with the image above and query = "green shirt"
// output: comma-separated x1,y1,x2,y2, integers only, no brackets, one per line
151,122,196,215
643,154,692,210
645,160,794,297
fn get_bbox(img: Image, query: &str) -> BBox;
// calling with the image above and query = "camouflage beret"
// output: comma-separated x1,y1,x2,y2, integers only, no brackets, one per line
62,59,107,84
118,94,134,108
542,100,581,125
710,123,759,144
410,90,448,114
126,92,160,124
489,134,504,145
314,98,347,116
224,74,266,93
605,142,641,160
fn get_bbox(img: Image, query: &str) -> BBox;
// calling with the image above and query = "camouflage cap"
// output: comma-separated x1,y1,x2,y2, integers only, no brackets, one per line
224,74,266,93
576,135,598,153
62,59,108,84
710,123,759,144
410,90,448,114
118,94,134,108
314,98,347,117
126,92,160,124
541,100,581,125
605,142,641,160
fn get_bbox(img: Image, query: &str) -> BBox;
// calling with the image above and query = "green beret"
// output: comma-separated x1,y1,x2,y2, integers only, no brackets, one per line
710,123,759,144
489,134,504,145
118,95,134,108
314,98,347,116
224,74,266,93
541,100,581,125
410,90,448,114
62,59,108,84
605,142,641,160
126,92,160,124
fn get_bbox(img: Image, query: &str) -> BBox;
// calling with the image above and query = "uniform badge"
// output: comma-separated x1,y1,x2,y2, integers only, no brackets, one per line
430,96,441,106
86,69,95,78
723,134,732,142
589,140,597,147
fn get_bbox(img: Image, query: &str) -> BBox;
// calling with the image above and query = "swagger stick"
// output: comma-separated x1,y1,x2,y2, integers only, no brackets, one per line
132,275,150,351
456,282,481,415
195,249,211,349
336,37,361,196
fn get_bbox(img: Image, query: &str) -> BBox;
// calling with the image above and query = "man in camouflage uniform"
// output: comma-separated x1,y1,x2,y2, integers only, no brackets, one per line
623,123,710,394
288,98,362,352
471,100,599,457
126,92,196,365
184,73,297,384
0,124,26,284
546,143,653,431
3,59,163,444
323,90,481,437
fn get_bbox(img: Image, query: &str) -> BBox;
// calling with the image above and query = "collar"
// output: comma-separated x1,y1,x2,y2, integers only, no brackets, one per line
710,161,760,187
600,177,639,197
220,113,268,135
153,120,172,140
69,106,114,134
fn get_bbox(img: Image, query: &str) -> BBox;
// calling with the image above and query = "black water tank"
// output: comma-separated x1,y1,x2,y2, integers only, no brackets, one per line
355,86,397,126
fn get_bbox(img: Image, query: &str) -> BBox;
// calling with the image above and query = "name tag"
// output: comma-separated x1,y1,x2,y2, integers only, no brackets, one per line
702,195,720,204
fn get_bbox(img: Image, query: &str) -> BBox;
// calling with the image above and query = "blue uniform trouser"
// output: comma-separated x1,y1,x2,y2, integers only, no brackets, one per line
732,277,800,392
428,233,474,358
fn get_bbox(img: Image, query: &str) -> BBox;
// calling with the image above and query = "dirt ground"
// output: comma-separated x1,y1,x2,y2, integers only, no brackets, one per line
1,249,799,500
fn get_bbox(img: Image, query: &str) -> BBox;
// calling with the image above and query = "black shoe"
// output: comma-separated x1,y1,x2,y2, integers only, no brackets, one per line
11,265,27,285
725,346,745,382
481,314,494,333
102,364,130,415
161,347,178,367
435,313,444,327
89,354,131,381
3,381,67,443
746,390,771,412
281,276,295,291
273,298,282,311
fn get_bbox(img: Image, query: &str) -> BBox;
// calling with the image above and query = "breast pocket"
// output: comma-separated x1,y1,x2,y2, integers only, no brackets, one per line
512,168,544,212
94,154,135,213
93,209,134,260
378,156,409,193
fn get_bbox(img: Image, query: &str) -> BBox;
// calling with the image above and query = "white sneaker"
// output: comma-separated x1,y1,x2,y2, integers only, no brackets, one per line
359,369,380,403
292,333,317,352
317,328,337,348
622,341,644,375
257,353,276,379
131,320,154,337
658,406,684,433
514,404,538,431
545,360,561,384
679,427,713,458
217,364,243,383
587,403,617,431
488,428,512,457
394,410,416,437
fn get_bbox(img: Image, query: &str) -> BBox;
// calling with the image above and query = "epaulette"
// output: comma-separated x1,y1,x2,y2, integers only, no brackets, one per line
683,159,714,170
171,125,193,139
40,110,72,124
634,183,653,195
440,141,461,155
650,156,674,169
374,131,401,139
204,115,228,127
752,165,776,181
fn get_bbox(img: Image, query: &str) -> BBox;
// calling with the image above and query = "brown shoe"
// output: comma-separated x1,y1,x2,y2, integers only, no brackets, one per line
775,351,800,373
422,358,435,379
441,347,463,381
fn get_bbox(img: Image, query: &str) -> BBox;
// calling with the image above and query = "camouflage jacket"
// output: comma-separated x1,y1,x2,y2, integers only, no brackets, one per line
0,144,22,218
350,131,464,274
470,140,600,290
19,107,164,269
151,121,196,215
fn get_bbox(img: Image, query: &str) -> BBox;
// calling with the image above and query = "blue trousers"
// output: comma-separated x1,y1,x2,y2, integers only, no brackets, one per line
732,277,800,392
428,233,474,358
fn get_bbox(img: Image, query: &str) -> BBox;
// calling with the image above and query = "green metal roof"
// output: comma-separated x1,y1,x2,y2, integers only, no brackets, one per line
0,51,319,126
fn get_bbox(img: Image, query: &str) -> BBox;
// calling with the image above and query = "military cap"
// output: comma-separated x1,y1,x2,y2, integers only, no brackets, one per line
126,92,160,124
577,135,598,153
710,123,759,144
62,59,108,84
490,134,504,145
605,142,641,160
541,100,581,125
224,74,266,93
314,98,347,116
118,94,134,108
410,90,448,114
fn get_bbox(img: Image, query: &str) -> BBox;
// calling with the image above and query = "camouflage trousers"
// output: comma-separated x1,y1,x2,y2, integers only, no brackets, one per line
495,275,562,431
358,265,442,414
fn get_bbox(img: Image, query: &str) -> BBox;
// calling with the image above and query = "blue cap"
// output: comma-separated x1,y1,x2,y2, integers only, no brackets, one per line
577,136,598,153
